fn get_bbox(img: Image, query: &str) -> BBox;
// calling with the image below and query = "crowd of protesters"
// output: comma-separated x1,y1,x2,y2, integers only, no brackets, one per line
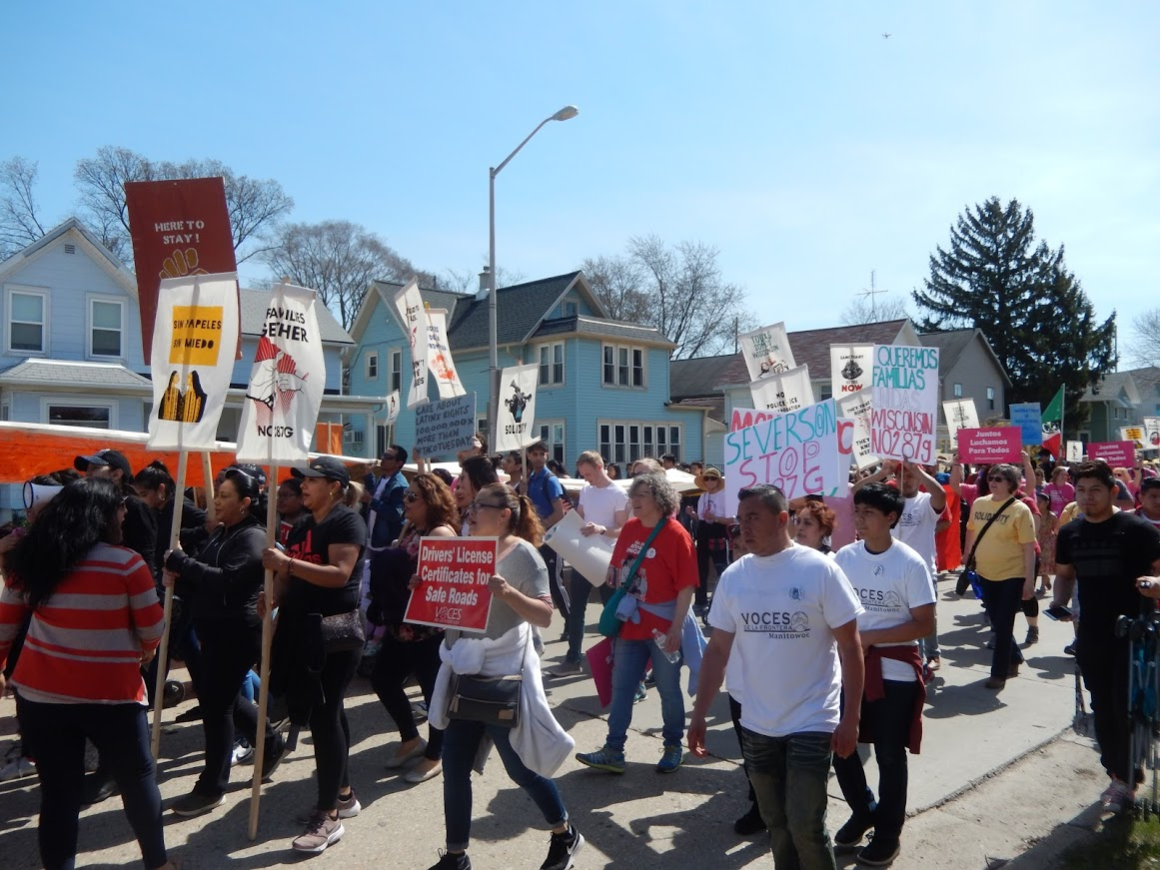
1,435,1159,869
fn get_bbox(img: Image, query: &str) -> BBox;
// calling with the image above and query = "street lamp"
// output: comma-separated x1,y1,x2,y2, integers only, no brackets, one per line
488,105,579,453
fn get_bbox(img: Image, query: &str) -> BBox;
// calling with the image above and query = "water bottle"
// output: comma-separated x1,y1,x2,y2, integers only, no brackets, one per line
652,629,681,664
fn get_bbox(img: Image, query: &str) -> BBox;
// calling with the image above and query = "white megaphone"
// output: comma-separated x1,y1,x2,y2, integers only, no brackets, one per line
23,481,63,511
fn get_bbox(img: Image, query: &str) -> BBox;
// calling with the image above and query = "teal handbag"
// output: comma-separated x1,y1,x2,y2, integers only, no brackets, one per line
597,518,668,639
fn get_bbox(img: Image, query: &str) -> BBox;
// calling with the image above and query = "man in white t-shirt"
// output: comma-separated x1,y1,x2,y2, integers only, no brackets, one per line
689,484,864,870
831,483,935,867
550,450,630,677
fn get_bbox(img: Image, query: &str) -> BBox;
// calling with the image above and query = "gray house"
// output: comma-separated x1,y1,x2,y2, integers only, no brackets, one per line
919,328,1011,446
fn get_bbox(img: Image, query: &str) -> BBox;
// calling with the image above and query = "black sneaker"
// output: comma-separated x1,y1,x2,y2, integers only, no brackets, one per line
833,814,875,849
733,803,766,836
174,705,203,723
428,851,471,870
1025,627,1039,645
540,824,585,870
856,834,900,866
171,789,225,817
1064,642,1077,656
260,733,288,781
80,770,119,806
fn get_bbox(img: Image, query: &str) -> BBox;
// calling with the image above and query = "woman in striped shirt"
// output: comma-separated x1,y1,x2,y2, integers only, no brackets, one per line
0,478,176,870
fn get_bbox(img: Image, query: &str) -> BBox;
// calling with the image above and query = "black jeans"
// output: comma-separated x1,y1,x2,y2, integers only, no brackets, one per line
728,694,756,804
1078,634,1134,783
695,524,729,610
195,619,276,796
371,632,444,761
832,680,918,841
979,576,1026,680
18,695,167,870
564,572,612,663
310,647,361,810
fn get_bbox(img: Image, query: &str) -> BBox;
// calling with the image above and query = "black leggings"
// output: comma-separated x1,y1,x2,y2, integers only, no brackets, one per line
310,647,361,811
371,632,444,761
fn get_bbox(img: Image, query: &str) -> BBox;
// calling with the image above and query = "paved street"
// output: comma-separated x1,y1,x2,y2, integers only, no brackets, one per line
0,578,1104,869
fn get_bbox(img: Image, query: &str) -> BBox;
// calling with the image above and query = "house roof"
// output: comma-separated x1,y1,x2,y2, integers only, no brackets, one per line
1081,371,1143,406
673,395,726,423
670,354,745,400
239,287,353,345
534,314,673,347
918,328,1013,387
444,272,584,351
1120,366,1160,401
347,280,472,347
0,218,137,296
0,359,152,391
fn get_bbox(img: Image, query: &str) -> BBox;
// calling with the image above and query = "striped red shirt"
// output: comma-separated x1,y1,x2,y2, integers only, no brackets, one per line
0,543,165,704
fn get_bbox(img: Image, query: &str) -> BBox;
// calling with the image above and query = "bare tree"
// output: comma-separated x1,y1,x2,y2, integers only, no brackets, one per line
839,292,911,326
74,146,294,266
263,220,433,330
0,157,49,259
440,262,527,295
580,254,650,322
1128,309,1160,369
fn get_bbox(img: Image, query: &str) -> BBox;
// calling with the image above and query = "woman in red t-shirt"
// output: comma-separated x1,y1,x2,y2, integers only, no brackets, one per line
575,472,699,775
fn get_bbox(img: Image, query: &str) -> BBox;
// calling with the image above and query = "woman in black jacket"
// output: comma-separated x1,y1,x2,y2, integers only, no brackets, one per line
162,468,286,817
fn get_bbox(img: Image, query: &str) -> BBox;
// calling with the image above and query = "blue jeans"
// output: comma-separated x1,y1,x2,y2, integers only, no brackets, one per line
980,576,1026,680
741,728,836,870
606,634,685,752
564,571,612,663
441,717,568,852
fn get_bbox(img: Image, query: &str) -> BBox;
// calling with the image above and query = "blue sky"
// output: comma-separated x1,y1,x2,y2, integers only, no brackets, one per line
6,2,1157,358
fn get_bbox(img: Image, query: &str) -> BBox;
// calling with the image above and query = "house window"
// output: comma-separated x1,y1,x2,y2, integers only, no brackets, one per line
537,420,566,465
7,287,47,353
0,402,8,421
602,344,647,388
390,349,402,392
986,386,995,410
599,421,682,465
44,402,113,429
953,383,963,398
366,351,379,380
89,298,123,358
538,342,564,386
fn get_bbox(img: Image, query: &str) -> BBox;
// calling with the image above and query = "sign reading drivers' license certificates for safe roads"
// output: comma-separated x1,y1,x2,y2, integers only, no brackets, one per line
404,537,498,632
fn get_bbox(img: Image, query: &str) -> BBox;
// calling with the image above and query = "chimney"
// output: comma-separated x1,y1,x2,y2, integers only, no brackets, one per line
475,266,491,301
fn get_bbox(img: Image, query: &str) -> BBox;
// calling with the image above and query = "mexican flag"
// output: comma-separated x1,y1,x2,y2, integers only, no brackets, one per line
1041,386,1064,458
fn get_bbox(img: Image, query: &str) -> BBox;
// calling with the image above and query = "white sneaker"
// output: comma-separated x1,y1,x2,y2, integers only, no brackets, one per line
231,742,255,767
0,755,36,782
1103,780,1136,813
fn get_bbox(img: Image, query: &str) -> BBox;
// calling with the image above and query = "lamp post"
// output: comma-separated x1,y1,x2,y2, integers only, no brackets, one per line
488,105,579,454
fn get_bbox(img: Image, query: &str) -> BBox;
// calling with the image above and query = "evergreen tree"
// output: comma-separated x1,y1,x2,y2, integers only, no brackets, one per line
913,197,1116,432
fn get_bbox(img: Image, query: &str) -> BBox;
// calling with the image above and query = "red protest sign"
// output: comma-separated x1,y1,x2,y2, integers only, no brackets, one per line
957,427,1022,464
125,178,238,364
1088,441,1136,468
404,537,497,632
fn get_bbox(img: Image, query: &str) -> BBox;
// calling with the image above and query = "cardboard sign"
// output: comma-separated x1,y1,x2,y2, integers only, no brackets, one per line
147,273,240,450
125,177,239,365
749,365,814,415
1010,403,1043,446
738,322,796,381
1120,426,1146,450
415,393,477,458
871,345,940,464
723,399,843,518
426,309,465,399
957,427,1023,464
730,408,776,432
837,388,877,470
1144,418,1160,449
543,509,615,587
942,399,980,441
404,537,497,632
1088,441,1136,468
495,363,539,451
391,279,430,409
830,345,873,395
1066,440,1083,462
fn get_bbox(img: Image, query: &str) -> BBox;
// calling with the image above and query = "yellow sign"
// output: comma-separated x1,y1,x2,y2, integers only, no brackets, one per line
169,305,224,366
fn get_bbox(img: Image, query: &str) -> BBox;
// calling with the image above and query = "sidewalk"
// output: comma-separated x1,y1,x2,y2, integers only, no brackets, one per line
0,579,1108,869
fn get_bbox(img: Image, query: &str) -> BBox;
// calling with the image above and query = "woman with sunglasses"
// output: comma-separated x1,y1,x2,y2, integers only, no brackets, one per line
422,483,583,870
162,467,286,817
368,474,458,785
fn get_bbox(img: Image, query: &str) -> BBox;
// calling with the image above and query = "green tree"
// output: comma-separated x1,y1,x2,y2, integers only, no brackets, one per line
912,197,1116,433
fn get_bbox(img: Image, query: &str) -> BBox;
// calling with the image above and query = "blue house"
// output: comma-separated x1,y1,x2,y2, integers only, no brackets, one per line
346,270,707,467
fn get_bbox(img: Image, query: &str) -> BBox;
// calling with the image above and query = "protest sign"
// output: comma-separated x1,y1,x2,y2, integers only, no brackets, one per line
391,279,430,409
1066,440,1083,462
957,427,1023,464
382,390,401,427
1145,418,1160,449
1120,426,1146,449
426,309,465,398
415,394,477,458
543,510,615,587
830,345,873,395
404,537,497,632
942,399,980,442
749,365,814,415
738,322,795,381
837,389,877,470
235,283,325,465
495,363,539,451
585,636,615,708
1088,441,1136,468
723,399,842,518
871,345,940,464
125,177,238,364
730,408,776,432
147,273,239,450
1010,403,1043,446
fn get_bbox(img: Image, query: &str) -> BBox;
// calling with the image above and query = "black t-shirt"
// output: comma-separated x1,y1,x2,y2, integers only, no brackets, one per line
283,504,367,617
1056,511,1160,640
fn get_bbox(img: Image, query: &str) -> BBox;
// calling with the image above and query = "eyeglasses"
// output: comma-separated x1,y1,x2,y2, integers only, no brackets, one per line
467,501,507,514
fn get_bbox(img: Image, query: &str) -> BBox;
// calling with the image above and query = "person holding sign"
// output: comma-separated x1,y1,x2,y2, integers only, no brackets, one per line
423,483,584,870
259,457,367,855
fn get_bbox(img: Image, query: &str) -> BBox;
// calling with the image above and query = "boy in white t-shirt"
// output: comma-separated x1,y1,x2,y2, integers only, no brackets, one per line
831,483,935,867
689,484,864,870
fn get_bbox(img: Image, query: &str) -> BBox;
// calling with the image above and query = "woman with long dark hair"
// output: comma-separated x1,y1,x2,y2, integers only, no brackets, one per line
369,473,458,784
0,478,175,870
135,460,207,577
163,467,286,817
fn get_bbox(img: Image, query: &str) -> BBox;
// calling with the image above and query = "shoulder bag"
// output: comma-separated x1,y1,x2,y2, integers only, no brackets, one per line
598,518,668,638
956,496,1017,597
447,628,531,729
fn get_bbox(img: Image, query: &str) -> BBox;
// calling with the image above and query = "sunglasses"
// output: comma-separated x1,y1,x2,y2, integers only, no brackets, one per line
467,501,507,514
404,491,421,503
987,475,1007,482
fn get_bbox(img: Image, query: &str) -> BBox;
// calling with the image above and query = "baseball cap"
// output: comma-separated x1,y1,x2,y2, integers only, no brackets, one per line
291,457,350,486
219,463,268,489
74,448,133,480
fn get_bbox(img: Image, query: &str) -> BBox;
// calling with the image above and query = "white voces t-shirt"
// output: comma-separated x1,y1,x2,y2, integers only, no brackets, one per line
710,543,863,738
578,482,629,530
891,491,940,579
834,540,936,682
